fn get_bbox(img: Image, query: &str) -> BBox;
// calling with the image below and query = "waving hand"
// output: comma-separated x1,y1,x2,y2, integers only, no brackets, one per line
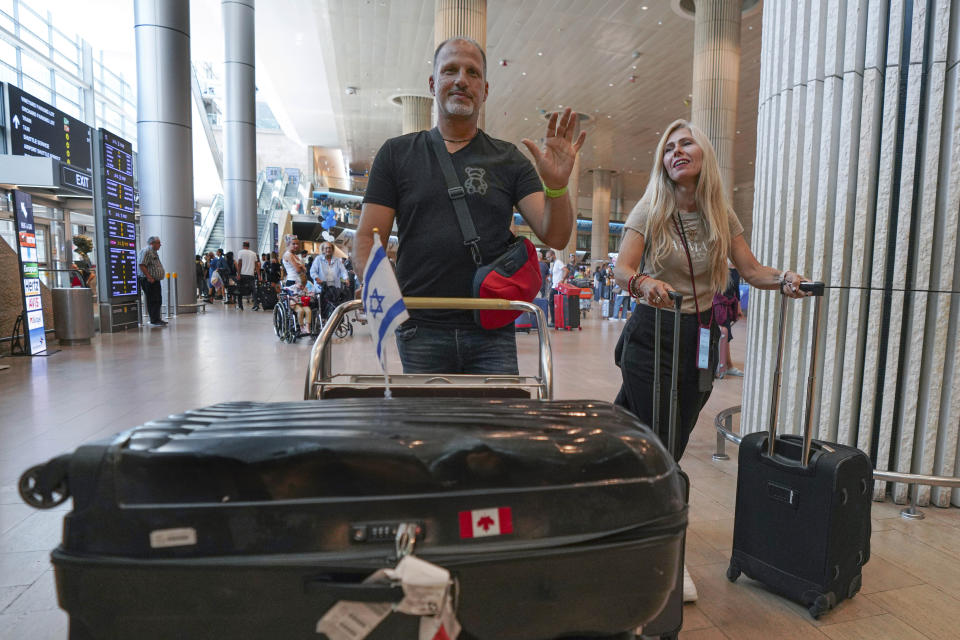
521,107,587,189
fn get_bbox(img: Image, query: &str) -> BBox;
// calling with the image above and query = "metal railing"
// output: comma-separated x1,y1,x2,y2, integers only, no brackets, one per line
712,405,960,521
305,298,553,401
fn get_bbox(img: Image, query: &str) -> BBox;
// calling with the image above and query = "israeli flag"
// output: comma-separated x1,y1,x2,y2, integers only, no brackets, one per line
363,234,409,365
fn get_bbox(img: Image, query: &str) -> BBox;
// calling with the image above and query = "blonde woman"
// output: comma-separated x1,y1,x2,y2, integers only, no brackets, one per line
281,234,305,286
615,119,809,458
613,119,810,602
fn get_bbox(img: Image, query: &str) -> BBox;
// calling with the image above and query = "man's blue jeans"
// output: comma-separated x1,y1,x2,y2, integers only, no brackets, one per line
395,323,519,375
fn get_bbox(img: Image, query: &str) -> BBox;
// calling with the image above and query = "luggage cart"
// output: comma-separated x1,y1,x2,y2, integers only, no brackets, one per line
305,297,553,400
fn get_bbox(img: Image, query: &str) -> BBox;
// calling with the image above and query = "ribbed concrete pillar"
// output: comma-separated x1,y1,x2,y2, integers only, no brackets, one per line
562,115,583,261
691,0,742,199
134,0,196,307
746,0,960,508
563,152,581,261
222,0,257,254
399,95,432,134
435,0,486,128
590,170,612,270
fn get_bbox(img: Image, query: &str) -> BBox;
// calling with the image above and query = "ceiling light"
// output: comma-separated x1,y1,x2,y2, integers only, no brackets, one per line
642,5,648,9
608,83,614,87
537,51,543,56
658,21,662,25
521,72,526,76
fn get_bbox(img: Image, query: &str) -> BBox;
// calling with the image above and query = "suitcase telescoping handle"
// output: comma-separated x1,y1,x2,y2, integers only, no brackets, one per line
653,291,683,459
767,281,825,466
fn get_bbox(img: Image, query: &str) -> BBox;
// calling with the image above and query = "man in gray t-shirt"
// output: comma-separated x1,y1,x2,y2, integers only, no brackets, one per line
138,236,166,326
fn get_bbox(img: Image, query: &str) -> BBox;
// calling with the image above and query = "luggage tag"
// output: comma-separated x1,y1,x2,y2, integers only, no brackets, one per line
697,327,710,369
697,327,713,392
315,556,460,640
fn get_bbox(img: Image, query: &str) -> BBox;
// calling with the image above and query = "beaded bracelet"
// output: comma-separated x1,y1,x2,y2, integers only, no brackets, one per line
628,273,648,298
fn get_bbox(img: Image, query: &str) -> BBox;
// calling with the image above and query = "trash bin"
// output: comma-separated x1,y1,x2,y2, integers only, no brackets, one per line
52,288,96,345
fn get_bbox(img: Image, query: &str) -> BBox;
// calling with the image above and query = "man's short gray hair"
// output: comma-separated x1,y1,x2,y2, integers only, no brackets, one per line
147,236,160,244
433,37,487,78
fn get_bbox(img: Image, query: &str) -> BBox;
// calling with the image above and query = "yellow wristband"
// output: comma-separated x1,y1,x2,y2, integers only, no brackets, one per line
543,183,568,198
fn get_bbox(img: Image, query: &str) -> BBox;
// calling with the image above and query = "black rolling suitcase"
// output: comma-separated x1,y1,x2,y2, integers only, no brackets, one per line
256,280,277,309
639,293,686,640
727,283,872,617
20,398,688,640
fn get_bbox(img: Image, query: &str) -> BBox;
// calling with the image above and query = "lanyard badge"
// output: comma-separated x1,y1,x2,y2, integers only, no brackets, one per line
673,215,712,370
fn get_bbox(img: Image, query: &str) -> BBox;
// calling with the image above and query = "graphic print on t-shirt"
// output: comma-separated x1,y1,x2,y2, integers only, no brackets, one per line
464,167,488,195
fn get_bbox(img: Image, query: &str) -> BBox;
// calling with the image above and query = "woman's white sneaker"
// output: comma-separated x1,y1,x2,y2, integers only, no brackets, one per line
683,564,699,602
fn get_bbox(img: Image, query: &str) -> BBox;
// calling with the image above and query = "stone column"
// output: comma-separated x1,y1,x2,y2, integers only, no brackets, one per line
562,152,581,263
394,95,432,134
434,0,486,128
222,0,257,255
590,170,612,270
134,0,196,308
691,0,742,199
746,0,960,508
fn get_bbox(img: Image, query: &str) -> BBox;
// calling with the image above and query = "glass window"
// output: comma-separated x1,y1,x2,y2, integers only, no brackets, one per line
36,224,49,287
21,75,52,103
54,50,79,76
55,72,82,102
0,0,14,22
20,51,50,84
18,30,46,57
0,62,17,86
52,27,77,60
0,38,14,67
56,93,80,119
0,219,14,252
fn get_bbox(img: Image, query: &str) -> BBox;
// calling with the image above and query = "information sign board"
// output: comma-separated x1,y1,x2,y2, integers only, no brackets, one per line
96,128,138,300
6,84,93,173
13,190,47,354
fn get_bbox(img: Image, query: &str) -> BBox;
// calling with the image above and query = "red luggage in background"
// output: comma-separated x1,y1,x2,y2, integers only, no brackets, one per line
554,283,581,331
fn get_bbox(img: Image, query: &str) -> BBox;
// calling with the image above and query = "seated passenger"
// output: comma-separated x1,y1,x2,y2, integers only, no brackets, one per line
287,276,313,334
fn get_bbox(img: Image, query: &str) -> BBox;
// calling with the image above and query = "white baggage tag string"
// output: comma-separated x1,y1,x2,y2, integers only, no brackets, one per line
315,556,460,640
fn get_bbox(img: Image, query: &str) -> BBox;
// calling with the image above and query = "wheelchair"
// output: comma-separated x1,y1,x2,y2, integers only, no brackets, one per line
311,284,353,339
273,289,307,343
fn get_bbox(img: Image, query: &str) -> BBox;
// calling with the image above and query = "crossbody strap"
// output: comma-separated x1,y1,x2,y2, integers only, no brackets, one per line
427,127,483,266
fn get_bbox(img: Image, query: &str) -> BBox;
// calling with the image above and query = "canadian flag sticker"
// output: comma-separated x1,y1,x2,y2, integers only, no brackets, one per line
458,507,513,538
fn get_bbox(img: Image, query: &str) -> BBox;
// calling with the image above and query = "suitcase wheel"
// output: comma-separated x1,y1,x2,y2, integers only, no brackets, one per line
808,594,833,619
725,562,741,583
19,463,70,509
848,573,862,599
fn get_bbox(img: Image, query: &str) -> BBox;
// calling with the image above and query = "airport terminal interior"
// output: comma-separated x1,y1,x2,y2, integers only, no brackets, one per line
2,0,960,639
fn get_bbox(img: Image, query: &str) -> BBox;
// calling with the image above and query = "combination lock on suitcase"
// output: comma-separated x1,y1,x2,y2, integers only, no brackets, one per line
727,282,873,618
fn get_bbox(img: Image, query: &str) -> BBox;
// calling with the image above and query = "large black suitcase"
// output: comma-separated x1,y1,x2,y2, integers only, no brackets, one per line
20,398,688,640
727,283,872,617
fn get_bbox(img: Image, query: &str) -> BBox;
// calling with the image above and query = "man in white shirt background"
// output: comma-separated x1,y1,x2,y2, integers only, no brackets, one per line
235,241,259,311
309,242,349,319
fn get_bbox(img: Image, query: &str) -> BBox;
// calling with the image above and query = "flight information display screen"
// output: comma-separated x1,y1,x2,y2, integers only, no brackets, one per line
99,128,138,298
6,84,93,173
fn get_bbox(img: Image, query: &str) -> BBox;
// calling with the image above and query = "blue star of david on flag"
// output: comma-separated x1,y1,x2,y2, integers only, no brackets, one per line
368,289,385,317
362,234,408,365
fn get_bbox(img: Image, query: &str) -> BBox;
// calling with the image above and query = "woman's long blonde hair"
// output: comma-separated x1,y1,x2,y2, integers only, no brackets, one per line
640,119,733,294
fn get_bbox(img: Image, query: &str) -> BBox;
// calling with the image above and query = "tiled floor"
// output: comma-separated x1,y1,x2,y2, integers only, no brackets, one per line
0,302,958,639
